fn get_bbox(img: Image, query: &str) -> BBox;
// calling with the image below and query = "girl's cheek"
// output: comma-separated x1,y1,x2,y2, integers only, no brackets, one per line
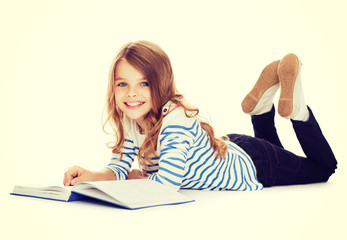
139,88,151,96
114,89,124,98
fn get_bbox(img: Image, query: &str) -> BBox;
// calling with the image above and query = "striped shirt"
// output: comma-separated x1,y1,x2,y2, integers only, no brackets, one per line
106,103,263,191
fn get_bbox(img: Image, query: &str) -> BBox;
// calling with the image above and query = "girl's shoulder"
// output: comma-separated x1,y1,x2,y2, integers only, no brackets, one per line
161,101,198,128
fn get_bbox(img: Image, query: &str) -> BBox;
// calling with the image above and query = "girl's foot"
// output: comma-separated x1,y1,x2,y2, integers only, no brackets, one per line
277,53,309,121
242,60,280,115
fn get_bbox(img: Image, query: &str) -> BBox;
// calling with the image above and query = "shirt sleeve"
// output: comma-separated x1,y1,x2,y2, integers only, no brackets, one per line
148,108,197,191
106,139,136,180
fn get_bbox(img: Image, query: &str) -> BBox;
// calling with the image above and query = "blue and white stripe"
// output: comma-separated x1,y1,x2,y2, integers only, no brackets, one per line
107,106,263,191
106,139,136,180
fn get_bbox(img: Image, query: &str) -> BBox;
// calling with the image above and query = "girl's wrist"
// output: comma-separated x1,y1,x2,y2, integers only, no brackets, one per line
94,169,117,181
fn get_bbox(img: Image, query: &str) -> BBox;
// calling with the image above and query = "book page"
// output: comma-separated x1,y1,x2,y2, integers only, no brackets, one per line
73,180,193,209
11,185,72,201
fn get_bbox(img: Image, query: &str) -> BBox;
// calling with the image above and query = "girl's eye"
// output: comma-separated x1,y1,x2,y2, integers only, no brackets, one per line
141,82,149,87
117,82,127,87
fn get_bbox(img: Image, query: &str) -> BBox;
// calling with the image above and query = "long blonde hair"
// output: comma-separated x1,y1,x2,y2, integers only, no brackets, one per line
103,40,228,166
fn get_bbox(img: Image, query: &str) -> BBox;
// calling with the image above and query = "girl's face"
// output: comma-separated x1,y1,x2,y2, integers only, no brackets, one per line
114,59,152,129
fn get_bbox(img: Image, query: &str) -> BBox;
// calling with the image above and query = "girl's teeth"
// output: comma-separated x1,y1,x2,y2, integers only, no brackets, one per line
126,102,142,106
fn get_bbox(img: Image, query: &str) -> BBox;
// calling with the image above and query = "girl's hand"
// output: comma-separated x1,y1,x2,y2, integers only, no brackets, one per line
63,166,96,186
127,169,148,180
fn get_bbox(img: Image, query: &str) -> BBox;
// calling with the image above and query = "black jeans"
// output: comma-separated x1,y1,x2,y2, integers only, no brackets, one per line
227,106,337,187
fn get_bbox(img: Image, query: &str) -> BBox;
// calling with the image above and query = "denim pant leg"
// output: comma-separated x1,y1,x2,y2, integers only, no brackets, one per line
228,134,275,187
290,107,337,176
251,105,283,148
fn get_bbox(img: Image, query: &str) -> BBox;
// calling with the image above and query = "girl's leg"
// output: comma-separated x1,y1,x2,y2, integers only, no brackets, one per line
237,53,337,187
229,108,337,187
272,53,337,184
251,105,283,148
260,107,337,186
291,107,337,174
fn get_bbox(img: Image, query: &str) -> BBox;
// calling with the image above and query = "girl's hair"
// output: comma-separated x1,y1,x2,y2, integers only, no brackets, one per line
103,40,228,166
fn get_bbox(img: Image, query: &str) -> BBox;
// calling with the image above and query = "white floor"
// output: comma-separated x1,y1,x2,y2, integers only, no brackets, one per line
1,1,347,239
3,176,346,240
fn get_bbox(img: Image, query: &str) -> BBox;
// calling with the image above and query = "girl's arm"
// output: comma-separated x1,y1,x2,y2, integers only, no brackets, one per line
64,139,136,186
63,166,116,186
127,169,148,179
105,139,136,180
148,108,196,191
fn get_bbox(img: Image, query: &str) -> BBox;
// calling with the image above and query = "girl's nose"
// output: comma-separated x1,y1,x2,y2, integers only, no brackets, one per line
127,87,137,97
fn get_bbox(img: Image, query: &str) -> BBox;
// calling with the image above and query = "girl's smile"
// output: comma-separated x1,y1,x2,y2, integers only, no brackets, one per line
124,101,145,108
114,59,152,129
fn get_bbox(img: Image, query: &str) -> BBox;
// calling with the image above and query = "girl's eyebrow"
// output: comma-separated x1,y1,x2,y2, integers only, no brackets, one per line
115,77,147,81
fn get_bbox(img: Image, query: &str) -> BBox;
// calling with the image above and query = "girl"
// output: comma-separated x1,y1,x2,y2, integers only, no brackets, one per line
63,40,337,191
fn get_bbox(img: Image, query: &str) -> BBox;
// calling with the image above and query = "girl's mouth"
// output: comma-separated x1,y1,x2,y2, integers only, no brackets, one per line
124,101,145,109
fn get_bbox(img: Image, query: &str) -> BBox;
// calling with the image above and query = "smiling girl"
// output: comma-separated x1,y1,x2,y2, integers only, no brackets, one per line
63,41,337,191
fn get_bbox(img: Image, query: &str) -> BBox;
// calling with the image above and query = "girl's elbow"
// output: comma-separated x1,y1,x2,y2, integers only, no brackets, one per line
149,174,181,191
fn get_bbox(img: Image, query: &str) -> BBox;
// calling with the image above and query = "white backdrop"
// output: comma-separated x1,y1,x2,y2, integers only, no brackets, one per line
1,0,346,239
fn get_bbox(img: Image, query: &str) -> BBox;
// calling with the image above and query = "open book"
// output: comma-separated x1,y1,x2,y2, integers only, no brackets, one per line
11,179,194,209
